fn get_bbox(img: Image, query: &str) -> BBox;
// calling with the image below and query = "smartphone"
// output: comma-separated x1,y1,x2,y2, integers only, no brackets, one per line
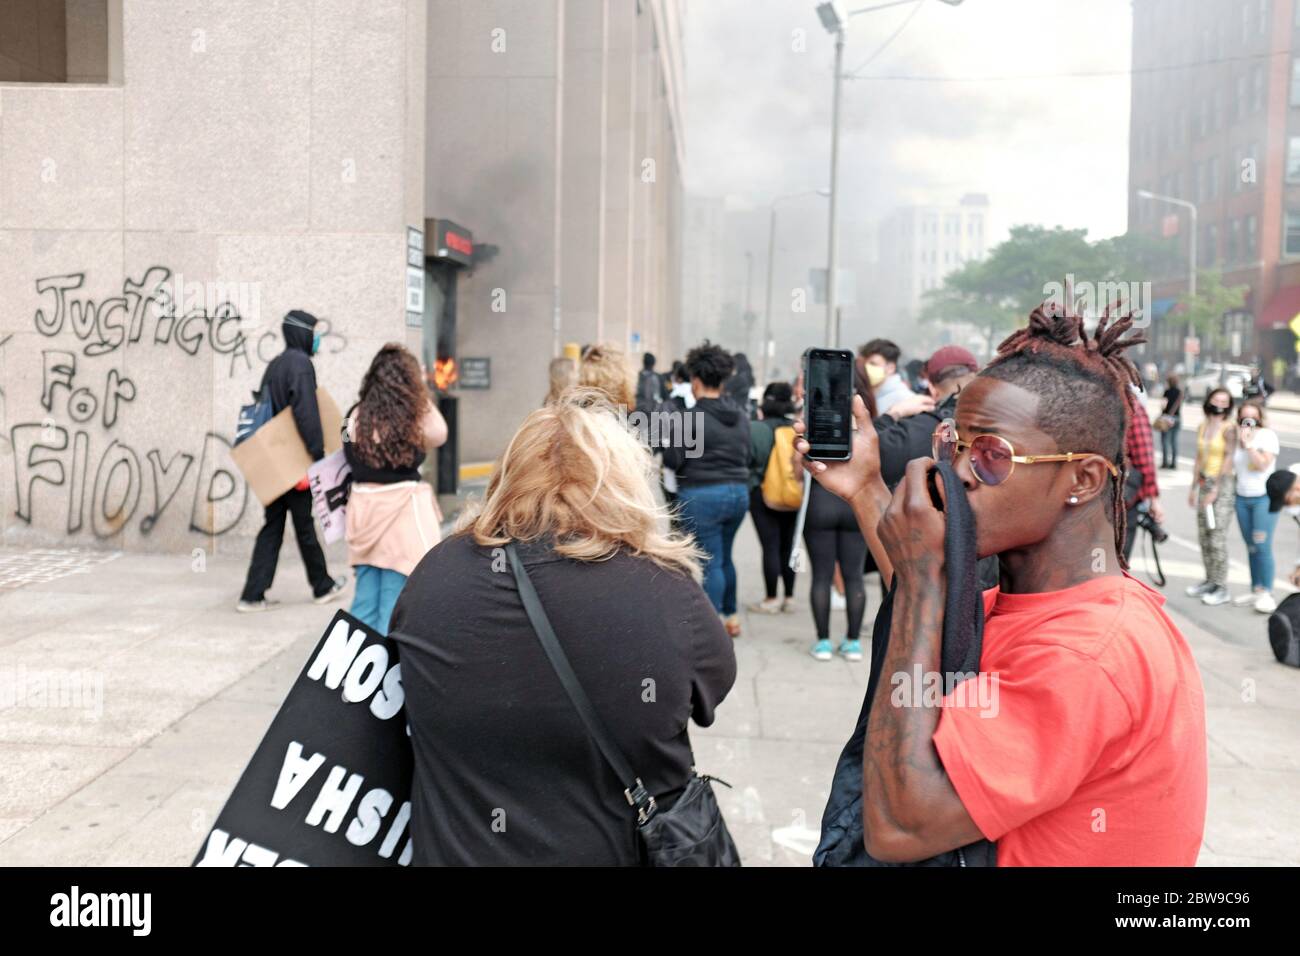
802,348,855,461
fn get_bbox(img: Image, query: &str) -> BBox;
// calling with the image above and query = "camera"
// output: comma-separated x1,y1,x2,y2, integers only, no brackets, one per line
1135,507,1169,544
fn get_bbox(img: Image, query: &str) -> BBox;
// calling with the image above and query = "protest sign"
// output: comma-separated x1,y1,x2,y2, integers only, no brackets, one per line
231,389,343,507
308,450,352,544
193,611,414,867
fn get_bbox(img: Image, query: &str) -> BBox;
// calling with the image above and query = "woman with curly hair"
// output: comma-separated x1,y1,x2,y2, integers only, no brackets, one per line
662,341,751,636
345,344,448,633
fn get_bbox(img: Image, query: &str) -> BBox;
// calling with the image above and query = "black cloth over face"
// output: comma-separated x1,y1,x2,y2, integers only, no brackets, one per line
813,459,997,867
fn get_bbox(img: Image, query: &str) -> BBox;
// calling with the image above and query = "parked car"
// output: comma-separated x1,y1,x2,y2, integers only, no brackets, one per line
1184,363,1254,401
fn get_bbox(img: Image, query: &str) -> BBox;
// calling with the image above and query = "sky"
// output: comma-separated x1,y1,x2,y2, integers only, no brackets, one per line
683,0,1136,245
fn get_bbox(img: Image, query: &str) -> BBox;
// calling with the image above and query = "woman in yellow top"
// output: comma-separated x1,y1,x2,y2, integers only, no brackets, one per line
1186,387,1237,606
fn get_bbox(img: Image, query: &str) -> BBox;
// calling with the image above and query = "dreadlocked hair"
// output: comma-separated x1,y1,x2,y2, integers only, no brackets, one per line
982,300,1147,568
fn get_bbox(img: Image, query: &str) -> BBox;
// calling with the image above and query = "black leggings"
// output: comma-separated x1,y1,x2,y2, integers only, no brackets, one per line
749,488,796,599
804,483,867,641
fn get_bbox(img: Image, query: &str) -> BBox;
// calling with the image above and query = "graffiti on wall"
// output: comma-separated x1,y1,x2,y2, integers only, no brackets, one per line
11,267,245,539
9,266,350,541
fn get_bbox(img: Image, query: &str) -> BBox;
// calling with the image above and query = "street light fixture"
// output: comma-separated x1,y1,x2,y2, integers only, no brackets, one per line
1136,188,1199,371
762,188,831,386
816,0,965,348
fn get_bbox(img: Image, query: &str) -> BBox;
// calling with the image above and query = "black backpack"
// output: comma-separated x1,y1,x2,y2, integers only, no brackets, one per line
636,370,663,416
1266,593,1300,667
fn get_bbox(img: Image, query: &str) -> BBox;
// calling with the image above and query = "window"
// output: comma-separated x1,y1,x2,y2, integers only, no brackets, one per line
1289,137,1300,182
1208,156,1220,199
1286,211,1300,257
1246,214,1259,257
0,0,120,84
1204,223,1219,266
1229,219,1241,262
1194,162,1204,201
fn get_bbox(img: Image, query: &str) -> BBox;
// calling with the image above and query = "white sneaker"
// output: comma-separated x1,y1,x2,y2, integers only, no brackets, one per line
1185,581,1214,597
235,598,280,613
1255,592,1278,614
830,591,846,610
312,576,349,605
748,598,782,615
1201,586,1231,607
1232,592,1259,607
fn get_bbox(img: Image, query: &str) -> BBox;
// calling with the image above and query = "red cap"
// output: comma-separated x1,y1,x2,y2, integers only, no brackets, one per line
925,346,979,381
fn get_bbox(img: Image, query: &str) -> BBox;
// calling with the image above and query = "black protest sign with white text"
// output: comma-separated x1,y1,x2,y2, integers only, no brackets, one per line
193,611,413,867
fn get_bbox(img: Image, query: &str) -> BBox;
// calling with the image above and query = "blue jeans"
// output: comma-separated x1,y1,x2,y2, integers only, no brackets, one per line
1160,417,1180,466
351,565,408,634
1234,494,1278,591
676,482,749,614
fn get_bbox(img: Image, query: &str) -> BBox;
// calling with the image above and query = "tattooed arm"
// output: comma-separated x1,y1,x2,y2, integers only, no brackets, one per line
862,458,984,862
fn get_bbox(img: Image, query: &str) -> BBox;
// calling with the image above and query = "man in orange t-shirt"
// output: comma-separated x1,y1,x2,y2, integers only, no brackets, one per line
798,306,1207,866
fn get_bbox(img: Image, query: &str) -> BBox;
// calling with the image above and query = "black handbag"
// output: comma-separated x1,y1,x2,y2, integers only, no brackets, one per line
506,543,741,867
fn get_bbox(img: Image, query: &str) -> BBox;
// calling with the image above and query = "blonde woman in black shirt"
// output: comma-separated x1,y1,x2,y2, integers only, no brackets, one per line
389,389,737,865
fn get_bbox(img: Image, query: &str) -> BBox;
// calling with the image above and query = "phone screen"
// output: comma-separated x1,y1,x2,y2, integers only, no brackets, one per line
804,349,854,460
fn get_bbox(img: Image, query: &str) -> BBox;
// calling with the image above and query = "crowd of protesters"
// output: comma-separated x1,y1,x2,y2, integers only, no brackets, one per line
231,305,1222,867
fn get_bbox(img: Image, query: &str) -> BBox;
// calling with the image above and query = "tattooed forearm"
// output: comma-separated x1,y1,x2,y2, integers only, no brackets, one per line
863,555,948,838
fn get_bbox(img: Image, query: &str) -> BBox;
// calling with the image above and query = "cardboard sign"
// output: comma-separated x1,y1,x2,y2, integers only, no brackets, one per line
193,611,414,867
231,389,343,507
308,449,352,544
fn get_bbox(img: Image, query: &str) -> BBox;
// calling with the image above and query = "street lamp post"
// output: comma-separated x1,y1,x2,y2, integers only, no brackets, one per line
762,189,831,387
816,0,964,349
1137,188,1198,372
743,251,755,357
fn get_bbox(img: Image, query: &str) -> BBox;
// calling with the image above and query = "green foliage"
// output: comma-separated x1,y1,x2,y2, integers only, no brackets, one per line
1176,270,1249,353
920,225,1183,351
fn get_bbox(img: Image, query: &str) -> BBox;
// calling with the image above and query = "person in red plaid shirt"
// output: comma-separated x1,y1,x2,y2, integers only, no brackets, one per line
1123,384,1164,562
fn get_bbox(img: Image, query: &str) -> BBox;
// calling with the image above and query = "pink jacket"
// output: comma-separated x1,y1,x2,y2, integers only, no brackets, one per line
345,480,441,575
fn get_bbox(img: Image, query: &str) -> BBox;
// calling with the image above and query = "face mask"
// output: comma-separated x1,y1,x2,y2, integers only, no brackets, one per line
1285,505,1300,518
311,333,322,355
865,364,887,388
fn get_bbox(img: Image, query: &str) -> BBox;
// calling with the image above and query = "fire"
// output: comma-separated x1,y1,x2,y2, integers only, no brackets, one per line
433,356,459,392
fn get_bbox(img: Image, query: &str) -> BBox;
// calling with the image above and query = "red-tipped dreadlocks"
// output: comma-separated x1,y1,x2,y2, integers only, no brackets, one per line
985,298,1149,569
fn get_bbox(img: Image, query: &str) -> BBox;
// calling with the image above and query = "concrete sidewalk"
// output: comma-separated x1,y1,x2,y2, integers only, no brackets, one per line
0,523,1296,866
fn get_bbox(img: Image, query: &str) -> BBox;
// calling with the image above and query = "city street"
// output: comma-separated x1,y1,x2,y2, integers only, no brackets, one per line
1,468,1295,867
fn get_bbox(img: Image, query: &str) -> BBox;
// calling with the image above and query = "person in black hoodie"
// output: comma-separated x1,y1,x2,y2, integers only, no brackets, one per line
237,310,347,611
662,341,750,637
725,352,756,416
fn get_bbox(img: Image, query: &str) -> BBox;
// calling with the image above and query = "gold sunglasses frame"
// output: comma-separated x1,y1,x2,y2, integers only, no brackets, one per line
932,423,1120,485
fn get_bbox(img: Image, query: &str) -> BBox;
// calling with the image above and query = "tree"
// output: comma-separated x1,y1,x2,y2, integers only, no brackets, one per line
920,225,1183,354
1175,270,1249,361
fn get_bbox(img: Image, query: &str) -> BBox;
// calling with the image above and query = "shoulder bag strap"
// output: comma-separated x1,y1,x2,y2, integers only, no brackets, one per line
505,543,658,823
